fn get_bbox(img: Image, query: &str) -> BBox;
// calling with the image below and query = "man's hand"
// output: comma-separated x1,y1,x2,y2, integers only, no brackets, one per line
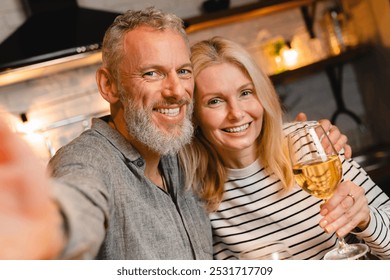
295,112,352,159
0,120,65,259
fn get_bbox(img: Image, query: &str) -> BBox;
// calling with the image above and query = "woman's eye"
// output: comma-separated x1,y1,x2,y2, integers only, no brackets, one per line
207,98,222,106
241,90,253,97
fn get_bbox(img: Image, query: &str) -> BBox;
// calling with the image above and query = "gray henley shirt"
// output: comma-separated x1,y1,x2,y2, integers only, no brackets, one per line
48,116,212,259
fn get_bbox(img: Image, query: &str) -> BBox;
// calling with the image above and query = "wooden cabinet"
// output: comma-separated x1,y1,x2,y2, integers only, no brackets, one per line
184,0,326,34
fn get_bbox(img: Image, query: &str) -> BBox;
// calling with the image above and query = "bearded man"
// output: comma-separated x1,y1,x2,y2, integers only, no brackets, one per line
0,7,212,260
47,7,213,259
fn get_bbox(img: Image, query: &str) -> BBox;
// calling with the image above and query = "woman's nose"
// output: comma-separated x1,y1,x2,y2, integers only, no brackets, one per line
227,102,245,121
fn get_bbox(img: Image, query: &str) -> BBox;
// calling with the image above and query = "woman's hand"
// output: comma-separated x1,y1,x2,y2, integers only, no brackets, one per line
295,112,352,159
0,120,65,259
318,181,370,237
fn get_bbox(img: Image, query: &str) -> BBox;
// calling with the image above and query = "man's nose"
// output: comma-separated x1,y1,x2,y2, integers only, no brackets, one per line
162,73,187,99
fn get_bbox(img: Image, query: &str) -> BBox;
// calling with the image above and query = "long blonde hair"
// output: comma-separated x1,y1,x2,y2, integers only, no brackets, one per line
180,36,294,212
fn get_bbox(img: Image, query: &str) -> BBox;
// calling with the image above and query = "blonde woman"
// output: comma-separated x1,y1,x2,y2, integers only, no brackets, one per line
180,36,390,259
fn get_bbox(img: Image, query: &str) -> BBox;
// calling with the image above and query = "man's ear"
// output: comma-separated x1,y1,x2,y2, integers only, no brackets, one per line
96,67,120,104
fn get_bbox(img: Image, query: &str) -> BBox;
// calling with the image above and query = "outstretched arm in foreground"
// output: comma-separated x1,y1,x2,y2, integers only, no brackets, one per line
0,120,65,259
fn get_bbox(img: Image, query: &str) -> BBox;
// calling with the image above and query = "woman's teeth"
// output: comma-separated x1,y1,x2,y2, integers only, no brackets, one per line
224,123,249,133
156,108,180,116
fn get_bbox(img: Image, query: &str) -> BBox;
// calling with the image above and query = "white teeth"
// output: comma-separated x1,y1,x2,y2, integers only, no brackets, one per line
156,107,180,116
224,123,249,133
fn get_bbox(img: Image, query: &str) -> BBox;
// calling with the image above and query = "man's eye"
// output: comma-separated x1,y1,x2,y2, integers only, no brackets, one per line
178,69,192,77
143,71,158,77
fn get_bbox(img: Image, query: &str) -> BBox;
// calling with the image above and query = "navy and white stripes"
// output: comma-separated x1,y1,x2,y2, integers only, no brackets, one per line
211,123,390,260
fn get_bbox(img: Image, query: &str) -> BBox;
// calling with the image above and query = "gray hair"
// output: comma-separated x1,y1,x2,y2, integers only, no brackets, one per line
101,7,189,81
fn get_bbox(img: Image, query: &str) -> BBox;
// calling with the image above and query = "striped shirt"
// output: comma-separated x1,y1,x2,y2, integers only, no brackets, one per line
211,123,390,260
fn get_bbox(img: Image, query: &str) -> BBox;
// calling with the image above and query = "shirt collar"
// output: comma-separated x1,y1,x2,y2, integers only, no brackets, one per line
91,115,144,165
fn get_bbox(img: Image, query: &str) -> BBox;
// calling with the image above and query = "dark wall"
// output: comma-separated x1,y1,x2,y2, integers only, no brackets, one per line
353,45,390,146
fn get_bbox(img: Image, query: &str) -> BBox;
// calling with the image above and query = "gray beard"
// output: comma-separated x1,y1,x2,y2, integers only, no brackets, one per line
121,94,194,156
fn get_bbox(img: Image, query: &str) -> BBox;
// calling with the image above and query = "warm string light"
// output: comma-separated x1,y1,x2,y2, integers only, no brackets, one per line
12,115,54,161
271,46,299,73
4,110,108,162
260,38,302,74
254,30,328,75
282,48,299,68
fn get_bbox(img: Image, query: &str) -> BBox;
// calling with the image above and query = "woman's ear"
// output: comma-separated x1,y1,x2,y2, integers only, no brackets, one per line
96,67,120,104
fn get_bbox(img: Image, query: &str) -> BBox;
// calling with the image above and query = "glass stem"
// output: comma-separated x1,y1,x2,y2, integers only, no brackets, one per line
337,237,349,254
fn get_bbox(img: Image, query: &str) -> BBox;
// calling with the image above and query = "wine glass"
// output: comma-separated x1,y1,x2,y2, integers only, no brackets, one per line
239,241,293,260
287,123,369,260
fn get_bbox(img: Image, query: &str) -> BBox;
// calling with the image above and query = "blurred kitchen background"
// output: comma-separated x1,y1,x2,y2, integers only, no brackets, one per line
0,0,389,190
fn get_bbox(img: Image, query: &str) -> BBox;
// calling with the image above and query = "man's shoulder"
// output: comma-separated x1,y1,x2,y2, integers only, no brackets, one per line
56,116,118,155
61,128,107,152
48,127,116,168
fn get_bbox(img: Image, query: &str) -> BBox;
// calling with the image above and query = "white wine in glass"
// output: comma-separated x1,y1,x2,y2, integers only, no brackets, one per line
293,154,342,200
287,123,369,260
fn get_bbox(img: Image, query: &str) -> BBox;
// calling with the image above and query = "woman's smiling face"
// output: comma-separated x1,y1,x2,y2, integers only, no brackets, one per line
194,62,264,165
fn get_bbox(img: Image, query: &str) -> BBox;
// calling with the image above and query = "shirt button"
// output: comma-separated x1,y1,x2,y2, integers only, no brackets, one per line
136,160,144,167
